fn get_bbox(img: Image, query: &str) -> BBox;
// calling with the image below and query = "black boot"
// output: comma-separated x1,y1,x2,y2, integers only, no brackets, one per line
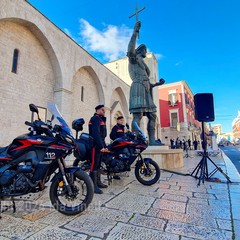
97,170,108,188
89,171,103,194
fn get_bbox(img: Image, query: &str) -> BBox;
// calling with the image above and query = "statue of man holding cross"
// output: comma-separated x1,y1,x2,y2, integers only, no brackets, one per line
127,7,165,145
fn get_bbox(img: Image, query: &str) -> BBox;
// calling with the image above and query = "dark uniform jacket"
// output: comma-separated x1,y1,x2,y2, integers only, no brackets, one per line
110,124,125,141
88,113,107,149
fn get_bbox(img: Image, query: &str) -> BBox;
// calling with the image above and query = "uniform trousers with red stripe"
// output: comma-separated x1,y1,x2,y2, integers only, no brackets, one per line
90,147,102,172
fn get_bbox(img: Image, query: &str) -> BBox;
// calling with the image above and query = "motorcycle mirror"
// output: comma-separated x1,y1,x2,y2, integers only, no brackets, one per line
51,114,54,121
29,103,41,121
29,104,39,114
126,123,130,130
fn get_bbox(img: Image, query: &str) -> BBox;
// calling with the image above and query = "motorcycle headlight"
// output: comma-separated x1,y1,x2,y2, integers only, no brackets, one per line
65,135,74,144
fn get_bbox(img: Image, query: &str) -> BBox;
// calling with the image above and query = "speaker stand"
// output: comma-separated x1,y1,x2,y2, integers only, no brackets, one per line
191,122,231,186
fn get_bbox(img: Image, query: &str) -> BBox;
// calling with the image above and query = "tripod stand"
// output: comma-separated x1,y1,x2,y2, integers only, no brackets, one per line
191,122,231,186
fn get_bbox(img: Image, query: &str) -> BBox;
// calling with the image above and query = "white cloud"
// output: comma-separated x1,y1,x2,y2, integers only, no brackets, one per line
78,18,132,62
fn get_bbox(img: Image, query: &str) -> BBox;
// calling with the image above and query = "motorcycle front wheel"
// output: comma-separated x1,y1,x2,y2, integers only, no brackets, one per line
50,170,94,215
135,159,160,186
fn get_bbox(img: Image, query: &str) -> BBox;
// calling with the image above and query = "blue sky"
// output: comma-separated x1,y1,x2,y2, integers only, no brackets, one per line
28,0,240,133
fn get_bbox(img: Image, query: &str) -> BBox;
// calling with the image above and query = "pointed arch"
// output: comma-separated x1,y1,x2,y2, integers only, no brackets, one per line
71,65,105,132
110,87,129,128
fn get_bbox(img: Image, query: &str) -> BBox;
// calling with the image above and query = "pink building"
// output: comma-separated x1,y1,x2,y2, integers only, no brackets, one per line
158,81,201,145
232,112,240,139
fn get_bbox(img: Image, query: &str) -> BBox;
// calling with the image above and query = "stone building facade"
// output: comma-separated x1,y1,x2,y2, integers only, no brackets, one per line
0,0,130,146
232,112,240,139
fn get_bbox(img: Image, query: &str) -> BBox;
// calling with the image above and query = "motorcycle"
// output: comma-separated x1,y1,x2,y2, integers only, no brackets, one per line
72,120,161,186
0,103,94,216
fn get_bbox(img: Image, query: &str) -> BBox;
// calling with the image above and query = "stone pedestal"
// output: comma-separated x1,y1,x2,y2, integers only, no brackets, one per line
142,146,183,169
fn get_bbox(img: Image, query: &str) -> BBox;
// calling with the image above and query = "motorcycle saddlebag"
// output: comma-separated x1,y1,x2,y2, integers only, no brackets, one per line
80,133,94,149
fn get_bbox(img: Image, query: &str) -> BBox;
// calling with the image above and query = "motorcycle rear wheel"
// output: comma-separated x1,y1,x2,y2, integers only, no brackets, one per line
50,170,94,215
135,159,160,185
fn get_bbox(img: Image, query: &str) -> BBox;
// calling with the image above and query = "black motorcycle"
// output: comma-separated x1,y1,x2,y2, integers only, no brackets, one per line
72,120,160,186
0,103,94,216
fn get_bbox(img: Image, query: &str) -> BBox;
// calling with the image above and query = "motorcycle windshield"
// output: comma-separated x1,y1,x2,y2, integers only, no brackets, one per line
47,102,73,136
133,120,146,140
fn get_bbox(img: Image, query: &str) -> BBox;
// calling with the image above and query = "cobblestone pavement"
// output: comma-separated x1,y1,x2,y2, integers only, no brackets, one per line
0,151,239,240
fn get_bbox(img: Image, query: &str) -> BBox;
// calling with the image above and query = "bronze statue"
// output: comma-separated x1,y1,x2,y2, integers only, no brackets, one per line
127,21,165,145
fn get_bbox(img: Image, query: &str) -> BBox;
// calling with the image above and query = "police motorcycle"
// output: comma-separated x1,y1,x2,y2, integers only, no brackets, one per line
0,103,94,216
72,119,160,186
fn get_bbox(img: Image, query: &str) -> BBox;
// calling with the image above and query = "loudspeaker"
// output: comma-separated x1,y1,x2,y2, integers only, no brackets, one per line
194,93,215,122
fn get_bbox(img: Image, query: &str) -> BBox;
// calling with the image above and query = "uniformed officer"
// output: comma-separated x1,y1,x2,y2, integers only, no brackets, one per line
88,104,108,194
110,116,125,141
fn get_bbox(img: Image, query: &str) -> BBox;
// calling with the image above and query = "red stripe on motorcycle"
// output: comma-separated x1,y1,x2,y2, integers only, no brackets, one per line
112,141,133,148
10,139,43,151
0,157,12,161
49,144,66,149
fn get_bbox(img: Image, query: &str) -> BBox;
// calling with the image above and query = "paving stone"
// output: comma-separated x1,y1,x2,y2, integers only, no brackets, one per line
207,188,228,195
214,193,231,200
22,208,53,221
0,214,46,239
229,191,240,201
233,219,240,240
166,220,232,239
161,193,188,202
151,209,189,224
64,214,115,238
0,235,10,240
90,192,117,208
181,237,197,240
210,183,228,190
188,197,209,205
35,211,79,226
124,186,161,199
105,192,155,214
147,208,218,228
130,213,166,230
106,222,179,240
216,219,232,231
229,183,240,193
231,203,240,221
2,201,54,219
180,186,208,193
169,185,181,190
155,182,171,189
101,182,129,196
153,199,186,213
208,198,230,207
193,192,216,199
63,207,133,238
187,202,231,219
27,226,87,240
157,188,193,198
